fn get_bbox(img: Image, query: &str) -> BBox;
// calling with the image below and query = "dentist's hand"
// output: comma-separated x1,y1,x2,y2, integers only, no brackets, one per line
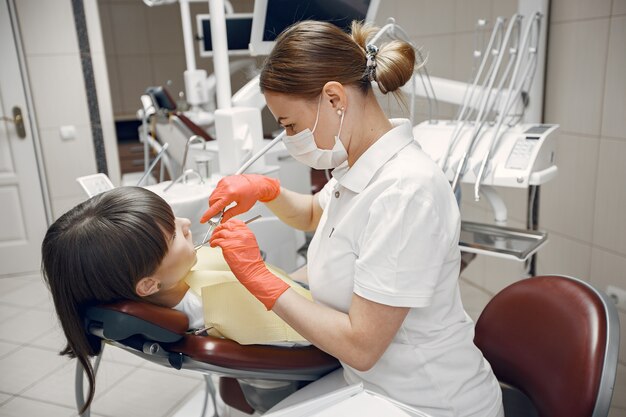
209,219,289,310
200,174,280,223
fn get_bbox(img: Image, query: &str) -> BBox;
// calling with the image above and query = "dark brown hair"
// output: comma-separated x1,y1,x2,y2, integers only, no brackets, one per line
41,186,175,413
260,20,416,98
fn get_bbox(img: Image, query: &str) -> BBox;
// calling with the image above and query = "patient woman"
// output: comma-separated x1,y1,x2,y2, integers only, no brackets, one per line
41,186,303,413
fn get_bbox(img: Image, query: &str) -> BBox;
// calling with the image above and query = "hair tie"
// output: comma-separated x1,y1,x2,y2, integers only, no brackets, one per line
365,44,378,81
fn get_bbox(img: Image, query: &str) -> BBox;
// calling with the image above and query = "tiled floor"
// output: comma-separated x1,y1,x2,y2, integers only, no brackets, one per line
0,273,205,417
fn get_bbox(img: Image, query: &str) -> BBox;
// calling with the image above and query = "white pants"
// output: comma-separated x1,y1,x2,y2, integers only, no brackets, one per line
267,368,506,417
267,369,348,412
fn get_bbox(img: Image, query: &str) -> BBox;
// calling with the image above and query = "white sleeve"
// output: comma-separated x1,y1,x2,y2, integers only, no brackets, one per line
316,177,338,210
172,289,204,329
353,188,456,308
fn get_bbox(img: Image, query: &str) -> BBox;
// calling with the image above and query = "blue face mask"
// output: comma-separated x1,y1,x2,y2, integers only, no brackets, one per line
282,97,348,169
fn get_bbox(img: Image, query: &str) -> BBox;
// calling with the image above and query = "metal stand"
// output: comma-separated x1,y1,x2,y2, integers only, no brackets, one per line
526,185,540,276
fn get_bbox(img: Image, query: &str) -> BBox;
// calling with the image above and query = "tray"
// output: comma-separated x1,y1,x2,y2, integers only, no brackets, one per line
459,221,548,262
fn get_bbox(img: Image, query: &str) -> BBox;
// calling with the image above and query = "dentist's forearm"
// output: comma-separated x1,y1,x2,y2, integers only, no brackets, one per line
272,290,371,370
272,289,409,372
264,188,322,232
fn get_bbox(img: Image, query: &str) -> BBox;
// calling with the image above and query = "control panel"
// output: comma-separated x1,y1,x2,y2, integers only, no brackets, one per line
413,122,558,188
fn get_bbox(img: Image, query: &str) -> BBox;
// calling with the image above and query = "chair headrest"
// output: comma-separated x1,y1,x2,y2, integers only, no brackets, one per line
146,86,177,112
86,300,188,343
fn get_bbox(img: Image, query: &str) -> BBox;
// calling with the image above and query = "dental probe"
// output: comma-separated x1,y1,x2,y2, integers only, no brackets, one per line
194,214,262,251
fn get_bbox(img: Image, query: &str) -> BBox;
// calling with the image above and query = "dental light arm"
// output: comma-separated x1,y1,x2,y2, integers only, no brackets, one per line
231,76,266,110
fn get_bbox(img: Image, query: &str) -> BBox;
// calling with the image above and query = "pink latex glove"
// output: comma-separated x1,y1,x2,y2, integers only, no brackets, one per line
209,219,290,310
200,174,280,223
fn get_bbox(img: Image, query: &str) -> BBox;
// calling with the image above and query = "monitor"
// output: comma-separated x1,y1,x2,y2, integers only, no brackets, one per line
197,13,254,57
249,0,380,56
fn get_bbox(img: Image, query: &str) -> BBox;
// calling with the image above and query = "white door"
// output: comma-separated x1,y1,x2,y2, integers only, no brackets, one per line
0,0,49,276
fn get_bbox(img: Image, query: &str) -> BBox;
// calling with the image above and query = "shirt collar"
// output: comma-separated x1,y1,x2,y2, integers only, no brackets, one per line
332,118,414,193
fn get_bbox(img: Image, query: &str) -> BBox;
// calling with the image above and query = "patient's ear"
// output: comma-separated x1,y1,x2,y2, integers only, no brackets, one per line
135,277,161,297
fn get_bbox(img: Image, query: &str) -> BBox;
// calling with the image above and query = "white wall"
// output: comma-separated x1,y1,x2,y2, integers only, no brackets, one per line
541,2,626,414
14,0,119,219
98,0,188,119
98,0,256,119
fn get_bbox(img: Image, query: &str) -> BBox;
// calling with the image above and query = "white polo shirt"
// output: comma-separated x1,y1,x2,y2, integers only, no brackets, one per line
307,119,502,417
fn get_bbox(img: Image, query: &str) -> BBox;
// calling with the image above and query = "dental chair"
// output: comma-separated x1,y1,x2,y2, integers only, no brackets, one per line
144,85,217,178
79,300,340,416
154,108,216,180
474,275,620,417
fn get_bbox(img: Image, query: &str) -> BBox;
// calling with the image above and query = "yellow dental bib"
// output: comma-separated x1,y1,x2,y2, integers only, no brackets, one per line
184,246,311,345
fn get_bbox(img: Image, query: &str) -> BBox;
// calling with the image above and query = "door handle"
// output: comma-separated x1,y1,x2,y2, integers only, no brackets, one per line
1,106,26,139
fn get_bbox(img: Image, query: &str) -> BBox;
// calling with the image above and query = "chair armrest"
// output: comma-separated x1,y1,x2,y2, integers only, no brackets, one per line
171,335,339,373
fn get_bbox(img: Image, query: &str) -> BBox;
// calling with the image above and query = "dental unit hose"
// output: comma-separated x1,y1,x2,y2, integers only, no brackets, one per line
136,142,169,187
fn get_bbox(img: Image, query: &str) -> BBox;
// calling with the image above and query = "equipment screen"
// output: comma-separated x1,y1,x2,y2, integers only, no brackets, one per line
262,0,372,41
198,14,253,56
524,125,553,135
250,0,378,55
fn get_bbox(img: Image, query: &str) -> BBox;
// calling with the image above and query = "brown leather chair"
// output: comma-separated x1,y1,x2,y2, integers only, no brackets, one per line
80,301,340,415
474,275,620,417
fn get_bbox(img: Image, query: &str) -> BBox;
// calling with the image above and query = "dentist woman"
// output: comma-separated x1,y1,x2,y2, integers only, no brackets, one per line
202,20,503,417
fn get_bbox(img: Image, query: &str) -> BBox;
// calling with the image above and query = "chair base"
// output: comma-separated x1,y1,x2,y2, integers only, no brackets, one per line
500,382,540,417
237,379,310,413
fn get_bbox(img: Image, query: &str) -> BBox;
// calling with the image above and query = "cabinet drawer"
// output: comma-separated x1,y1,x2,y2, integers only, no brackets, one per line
118,142,145,158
